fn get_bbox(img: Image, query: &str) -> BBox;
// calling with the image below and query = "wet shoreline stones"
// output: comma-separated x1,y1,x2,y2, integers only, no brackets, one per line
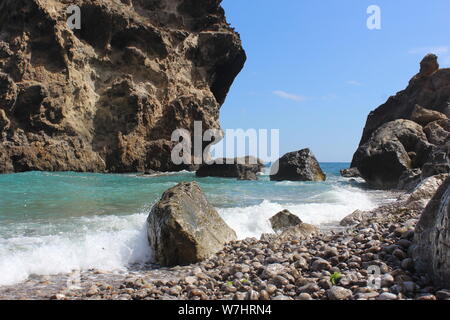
1,191,448,300
1,175,448,300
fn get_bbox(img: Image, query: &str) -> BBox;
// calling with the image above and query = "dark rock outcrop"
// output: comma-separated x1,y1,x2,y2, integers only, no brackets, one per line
0,0,246,173
196,156,264,180
352,120,433,189
270,149,326,182
351,54,449,189
269,209,302,233
412,177,450,289
352,54,449,151
147,181,237,267
340,167,360,178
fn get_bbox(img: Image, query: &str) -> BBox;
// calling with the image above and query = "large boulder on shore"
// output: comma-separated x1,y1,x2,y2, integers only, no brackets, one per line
270,149,326,182
412,176,450,288
270,209,302,233
196,156,264,180
147,182,237,267
352,119,433,189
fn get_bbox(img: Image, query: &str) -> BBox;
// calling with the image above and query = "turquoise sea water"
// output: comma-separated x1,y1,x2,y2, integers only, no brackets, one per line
0,163,392,286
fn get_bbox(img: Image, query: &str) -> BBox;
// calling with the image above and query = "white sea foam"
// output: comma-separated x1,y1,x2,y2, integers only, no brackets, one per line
0,176,385,286
0,213,152,286
218,185,378,240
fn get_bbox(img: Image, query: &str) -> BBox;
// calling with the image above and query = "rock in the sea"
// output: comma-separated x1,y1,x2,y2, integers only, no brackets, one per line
352,119,433,189
269,210,302,233
147,182,237,266
270,149,326,182
196,157,263,181
412,177,450,288
340,167,360,178
0,0,245,173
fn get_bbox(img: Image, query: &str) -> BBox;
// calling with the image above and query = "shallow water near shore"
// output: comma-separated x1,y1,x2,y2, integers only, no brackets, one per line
0,163,395,286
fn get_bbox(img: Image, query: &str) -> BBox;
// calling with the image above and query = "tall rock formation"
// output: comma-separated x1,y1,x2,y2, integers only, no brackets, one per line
351,54,449,189
0,0,246,173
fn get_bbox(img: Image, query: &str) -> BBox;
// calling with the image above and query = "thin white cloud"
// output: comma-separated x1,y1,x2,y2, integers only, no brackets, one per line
442,56,450,66
408,46,450,55
346,80,362,86
408,46,450,67
272,90,306,102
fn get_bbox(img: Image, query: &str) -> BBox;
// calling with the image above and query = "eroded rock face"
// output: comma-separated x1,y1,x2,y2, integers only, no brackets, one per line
0,0,246,173
412,177,450,288
352,120,433,189
411,105,447,127
270,149,326,182
269,209,302,234
147,181,237,266
351,55,449,189
196,156,264,181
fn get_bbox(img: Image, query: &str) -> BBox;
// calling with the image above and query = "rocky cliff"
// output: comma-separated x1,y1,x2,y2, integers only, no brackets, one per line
0,0,245,173
351,55,449,189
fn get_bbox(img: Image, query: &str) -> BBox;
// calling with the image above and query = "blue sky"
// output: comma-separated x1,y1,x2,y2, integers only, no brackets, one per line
218,0,450,162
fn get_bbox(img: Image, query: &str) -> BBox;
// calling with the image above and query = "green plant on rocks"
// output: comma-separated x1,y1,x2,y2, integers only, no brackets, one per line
330,272,342,285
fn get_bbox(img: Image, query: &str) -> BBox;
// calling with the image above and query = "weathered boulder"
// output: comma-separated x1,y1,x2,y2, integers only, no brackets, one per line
270,149,326,182
412,177,450,288
147,182,237,266
269,210,302,233
279,223,318,241
196,156,264,180
0,0,245,173
352,119,433,189
340,167,360,178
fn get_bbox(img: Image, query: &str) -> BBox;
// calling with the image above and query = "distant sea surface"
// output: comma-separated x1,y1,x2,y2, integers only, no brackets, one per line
0,163,395,286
